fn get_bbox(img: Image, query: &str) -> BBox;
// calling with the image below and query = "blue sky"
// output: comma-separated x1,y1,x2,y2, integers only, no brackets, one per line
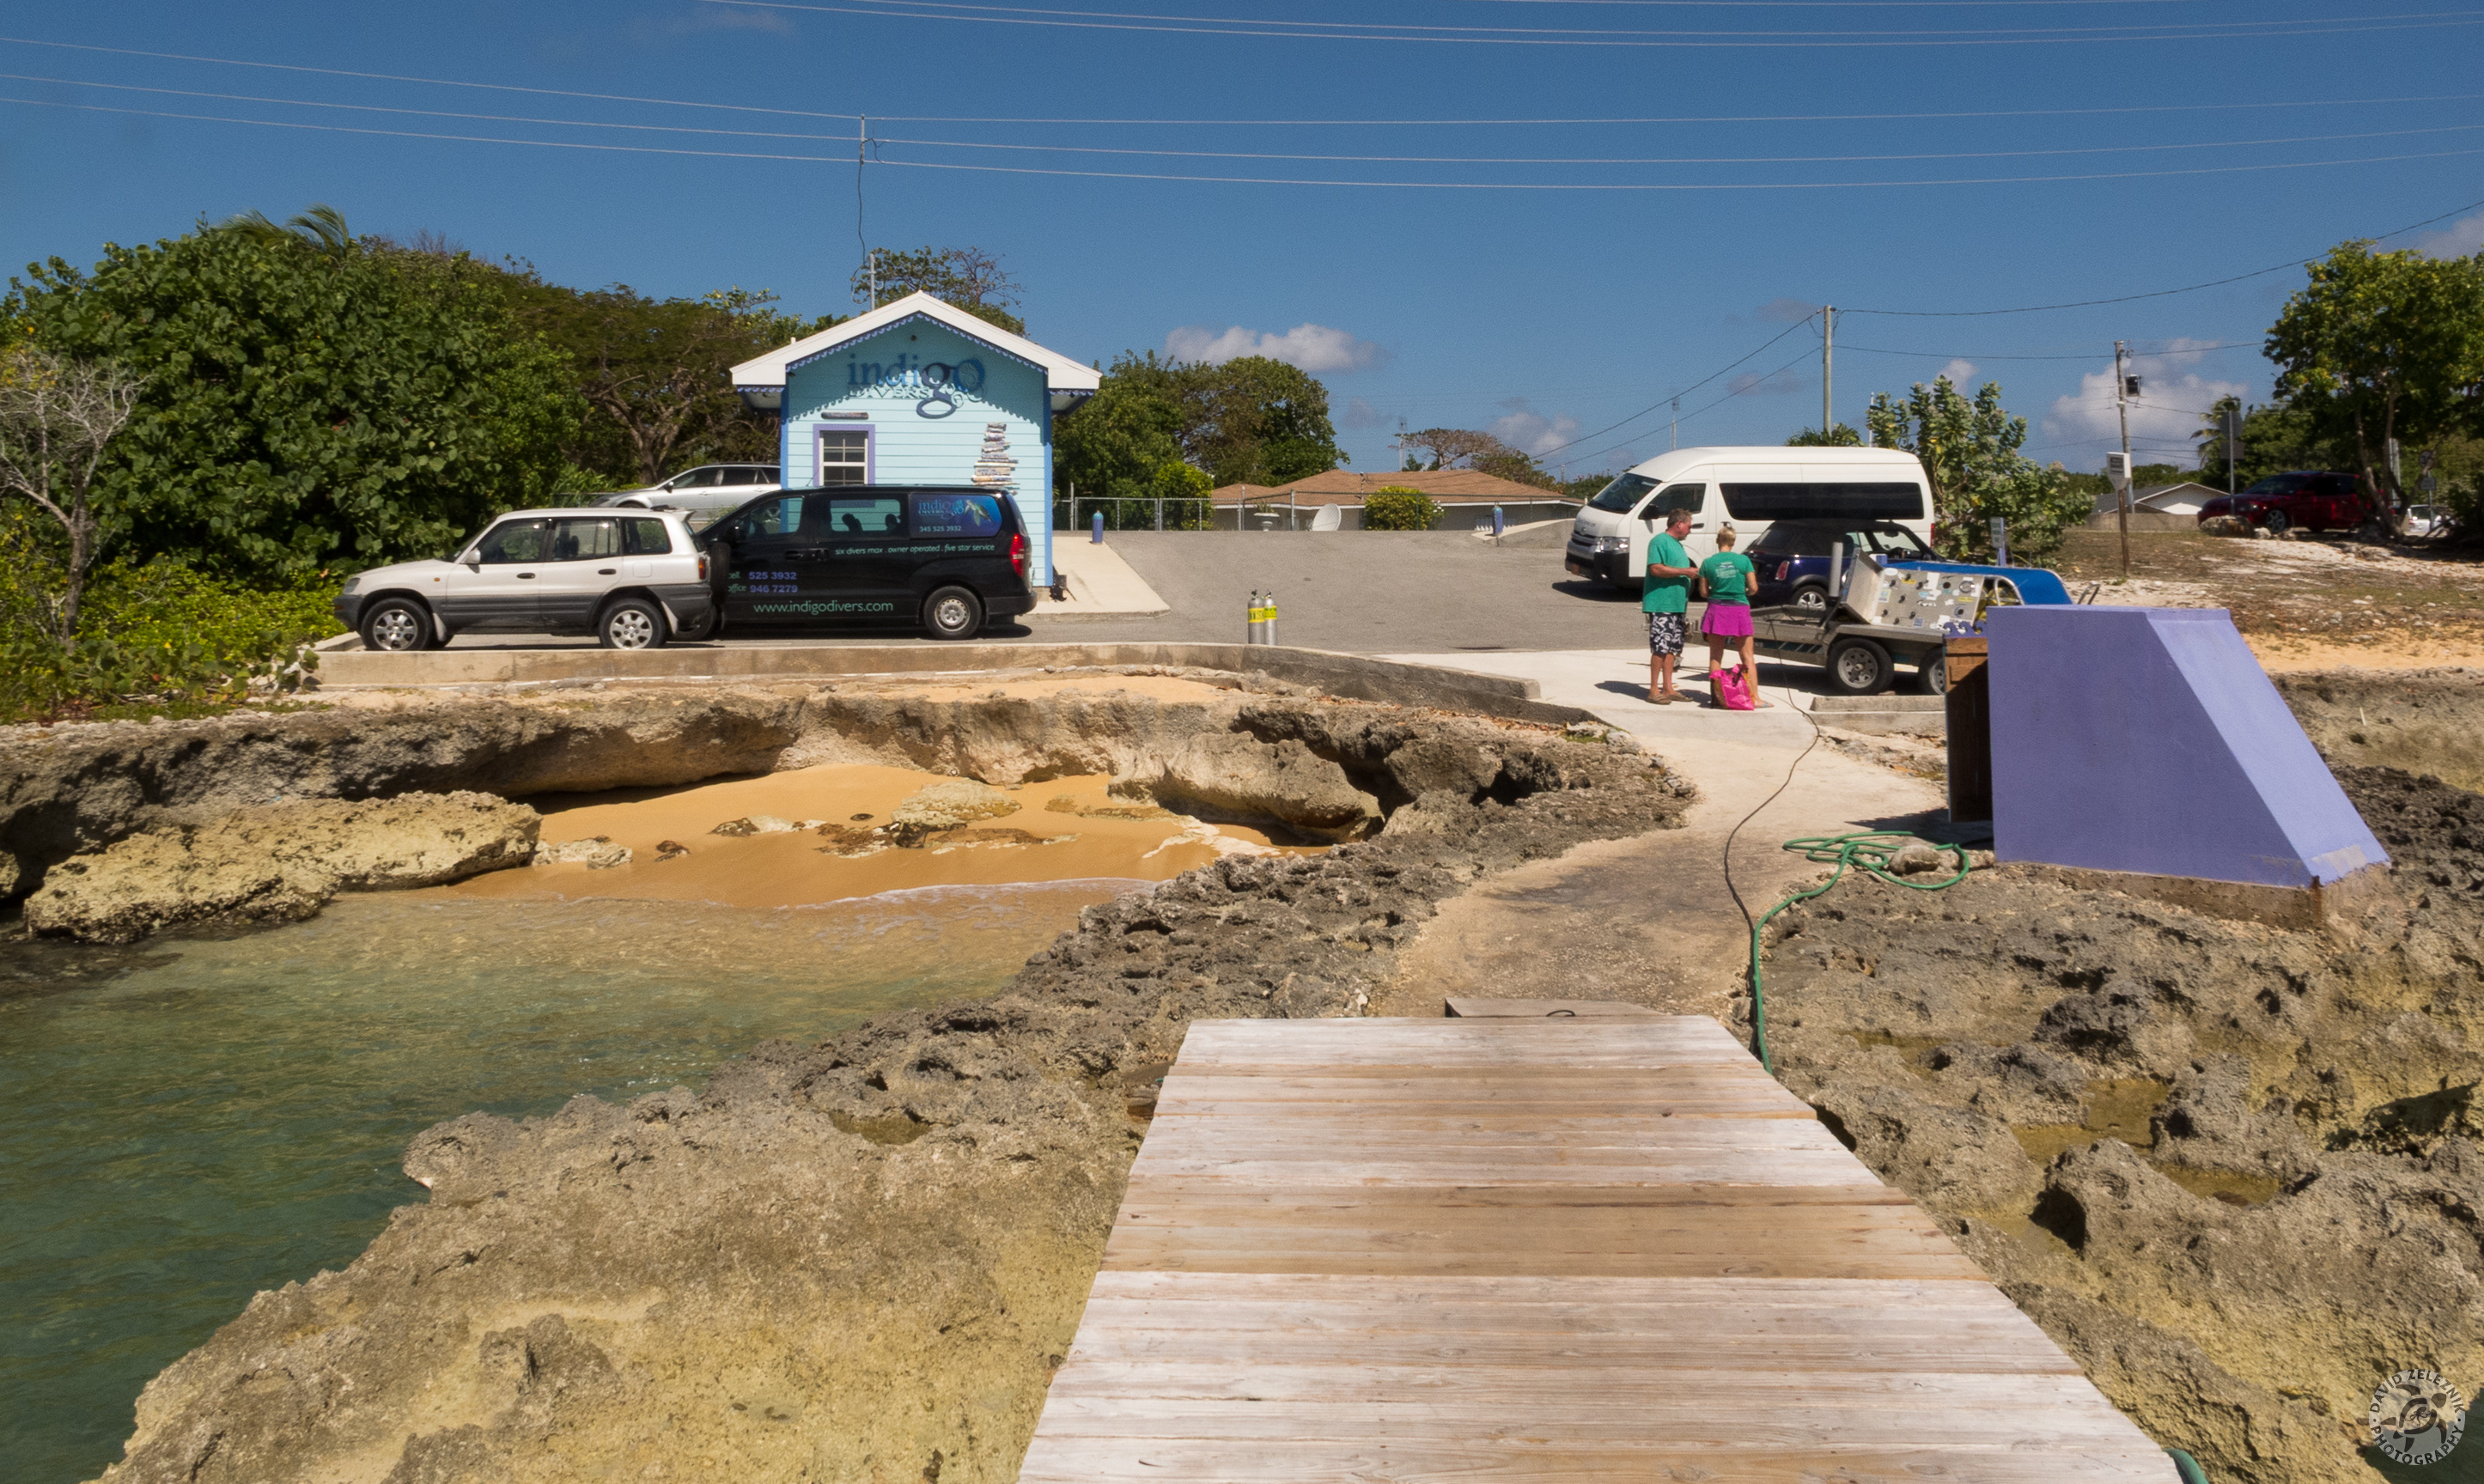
2,2,2480,478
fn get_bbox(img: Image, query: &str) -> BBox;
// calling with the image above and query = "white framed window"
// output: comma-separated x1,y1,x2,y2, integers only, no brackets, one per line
815,426,872,486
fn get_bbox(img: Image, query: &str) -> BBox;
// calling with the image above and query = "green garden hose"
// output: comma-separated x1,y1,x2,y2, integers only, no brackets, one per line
2166,1448,2212,1483
1745,830,1974,1074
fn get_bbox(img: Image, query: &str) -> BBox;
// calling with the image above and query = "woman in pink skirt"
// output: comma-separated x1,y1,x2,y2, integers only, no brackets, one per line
1698,527,1763,704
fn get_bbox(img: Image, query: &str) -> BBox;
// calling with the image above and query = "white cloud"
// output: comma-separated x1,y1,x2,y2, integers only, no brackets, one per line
1163,322,1390,374
1340,396,1386,430
1486,397,1580,457
1937,358,1978,386
2410,211,2484,259
2041,339,2247,467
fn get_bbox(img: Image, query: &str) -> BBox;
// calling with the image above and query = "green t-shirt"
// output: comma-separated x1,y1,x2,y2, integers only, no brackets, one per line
1701,551,1756,605
1641,532,1691,614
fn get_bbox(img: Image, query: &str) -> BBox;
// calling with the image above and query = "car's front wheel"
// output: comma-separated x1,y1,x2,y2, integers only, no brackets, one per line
360,598,435,652
2263,509,2290,534
598,596,668,650
1793,583,1829,614
922,586,983,641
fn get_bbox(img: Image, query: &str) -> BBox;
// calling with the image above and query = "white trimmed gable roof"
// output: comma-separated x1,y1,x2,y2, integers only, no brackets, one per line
729,291,1100,392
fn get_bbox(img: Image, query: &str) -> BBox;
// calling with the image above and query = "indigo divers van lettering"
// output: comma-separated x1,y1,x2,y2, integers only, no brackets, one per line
753,599,898,616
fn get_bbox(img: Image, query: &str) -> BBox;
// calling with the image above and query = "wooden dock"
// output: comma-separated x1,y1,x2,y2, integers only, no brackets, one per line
1017,1015,2171,1482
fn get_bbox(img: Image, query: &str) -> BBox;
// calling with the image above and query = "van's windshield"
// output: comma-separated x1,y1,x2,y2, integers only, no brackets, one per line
1586,473,1657,514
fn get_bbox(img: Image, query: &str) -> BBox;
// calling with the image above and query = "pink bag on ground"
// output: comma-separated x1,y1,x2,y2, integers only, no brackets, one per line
1712,663,1757,712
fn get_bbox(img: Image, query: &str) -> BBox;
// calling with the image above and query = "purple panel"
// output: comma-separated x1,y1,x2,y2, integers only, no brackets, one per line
1985,605,2386,887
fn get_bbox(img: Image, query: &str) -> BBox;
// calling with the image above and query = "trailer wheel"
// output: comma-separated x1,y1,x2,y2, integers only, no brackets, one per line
1913,654,1950,696
1826,636,1892,696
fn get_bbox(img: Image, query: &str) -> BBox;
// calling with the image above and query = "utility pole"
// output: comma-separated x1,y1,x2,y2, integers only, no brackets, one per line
1670,397,1679,452
2114,341,2134,579
1821,305,1834,439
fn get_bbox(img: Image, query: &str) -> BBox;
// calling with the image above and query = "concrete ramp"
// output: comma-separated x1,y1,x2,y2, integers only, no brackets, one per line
1986,605,2386,888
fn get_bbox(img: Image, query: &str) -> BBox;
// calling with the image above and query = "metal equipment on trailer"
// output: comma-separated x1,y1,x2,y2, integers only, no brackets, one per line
1749,550,2079,696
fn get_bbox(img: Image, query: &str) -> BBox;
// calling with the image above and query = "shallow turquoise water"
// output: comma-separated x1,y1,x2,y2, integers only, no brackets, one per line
0,883,1130,1484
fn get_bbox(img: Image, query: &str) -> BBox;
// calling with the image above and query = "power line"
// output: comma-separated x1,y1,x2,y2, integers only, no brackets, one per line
874,144,2484,188
718,0,2484,47
1847,194,2484,314
1836,340,2259,360
15,92,2481,190
1571,344,1823,468
874,121,2484,165
4,38,2474,128
873,92,2484,124
18,74,2475,164
1531,316,1817,461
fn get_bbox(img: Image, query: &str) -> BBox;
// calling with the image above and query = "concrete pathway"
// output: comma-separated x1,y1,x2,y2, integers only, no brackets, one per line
1039,540,1172,619
1372,648,1947,1020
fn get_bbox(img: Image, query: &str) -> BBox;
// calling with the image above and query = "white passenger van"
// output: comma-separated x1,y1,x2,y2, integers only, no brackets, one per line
1563,446,1935,589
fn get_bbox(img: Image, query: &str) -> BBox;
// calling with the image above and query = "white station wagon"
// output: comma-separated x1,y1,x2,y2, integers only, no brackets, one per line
334,508,714,651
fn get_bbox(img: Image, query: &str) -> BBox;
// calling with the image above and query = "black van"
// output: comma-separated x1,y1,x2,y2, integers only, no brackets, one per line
697,486,1035,640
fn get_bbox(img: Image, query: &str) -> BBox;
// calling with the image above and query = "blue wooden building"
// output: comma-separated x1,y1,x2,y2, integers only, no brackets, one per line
729,292,1099,587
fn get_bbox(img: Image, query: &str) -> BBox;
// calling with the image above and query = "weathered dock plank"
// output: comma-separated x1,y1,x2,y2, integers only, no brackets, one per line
1016,1015,2171,1482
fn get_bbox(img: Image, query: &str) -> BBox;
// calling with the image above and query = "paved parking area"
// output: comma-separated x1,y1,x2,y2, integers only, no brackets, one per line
441,527,1659,655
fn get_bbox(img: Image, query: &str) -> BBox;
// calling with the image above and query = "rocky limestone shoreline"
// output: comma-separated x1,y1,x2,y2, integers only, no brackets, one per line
74,694,1690,1484
21,792,540,944
0,670,1544,904
1750,765,2484,1484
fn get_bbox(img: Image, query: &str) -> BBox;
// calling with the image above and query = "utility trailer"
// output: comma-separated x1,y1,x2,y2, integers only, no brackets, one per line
1748,557,2079,696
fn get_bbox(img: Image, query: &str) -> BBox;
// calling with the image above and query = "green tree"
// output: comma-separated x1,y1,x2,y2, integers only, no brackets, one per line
3,209,581,578
2266,240,2484,505
1054,350,1347,520
1402,426,1556,490
1362,487,1440,531
1182,356,1343,487
490,275,822,486
850,246,1025,334
1054,355,1185,528
1787,423,1862,447
1866,377,2089,563
1153,457,1215,530
2190,395,2331,489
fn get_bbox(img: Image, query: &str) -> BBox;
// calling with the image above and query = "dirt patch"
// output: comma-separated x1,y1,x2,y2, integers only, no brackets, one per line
2055,529,2484,669
1750,767,2484,1484
2275,667,2484,795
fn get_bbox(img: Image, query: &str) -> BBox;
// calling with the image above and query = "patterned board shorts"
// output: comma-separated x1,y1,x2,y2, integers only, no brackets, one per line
1646,611,1686,656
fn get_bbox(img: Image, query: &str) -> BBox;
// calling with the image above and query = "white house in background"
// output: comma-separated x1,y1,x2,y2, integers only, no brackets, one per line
2091,481,2221,517
727,292,1100,587
2086,481,2222,531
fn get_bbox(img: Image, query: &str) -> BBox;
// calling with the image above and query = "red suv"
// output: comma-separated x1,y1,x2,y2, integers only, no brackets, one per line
2195,471,2383,536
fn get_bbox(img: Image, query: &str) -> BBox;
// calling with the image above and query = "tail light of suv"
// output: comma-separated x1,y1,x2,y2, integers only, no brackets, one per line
1007,531,1026,578
697,553,708,581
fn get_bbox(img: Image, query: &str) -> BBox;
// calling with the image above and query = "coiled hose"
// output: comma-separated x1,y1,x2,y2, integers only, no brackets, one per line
1745,830,1973,1074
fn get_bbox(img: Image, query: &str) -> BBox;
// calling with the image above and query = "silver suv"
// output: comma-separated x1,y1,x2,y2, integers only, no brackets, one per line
334,508,714,652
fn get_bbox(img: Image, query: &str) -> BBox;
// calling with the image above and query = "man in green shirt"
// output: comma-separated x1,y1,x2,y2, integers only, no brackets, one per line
1641,508,1698,703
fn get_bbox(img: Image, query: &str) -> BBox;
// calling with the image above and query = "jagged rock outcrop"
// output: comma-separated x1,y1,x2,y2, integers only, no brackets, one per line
0,679,1605,899
23,793,539,944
